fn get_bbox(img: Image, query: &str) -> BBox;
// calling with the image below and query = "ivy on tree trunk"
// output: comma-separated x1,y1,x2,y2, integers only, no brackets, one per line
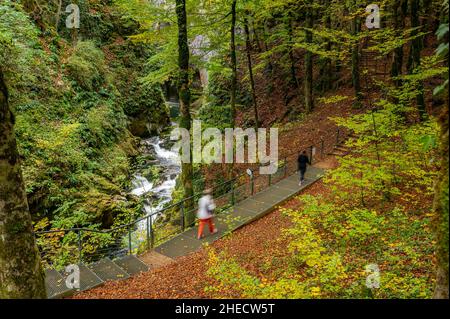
244,16,260,129
0,69,46,299
230,0,237,127
175,0,194,224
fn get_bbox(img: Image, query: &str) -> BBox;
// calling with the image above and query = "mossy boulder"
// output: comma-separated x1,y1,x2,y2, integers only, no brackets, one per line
125,84,171,137
65,41,107,91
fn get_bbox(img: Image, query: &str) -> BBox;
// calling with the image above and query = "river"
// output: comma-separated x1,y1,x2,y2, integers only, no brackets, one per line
128,126,181,249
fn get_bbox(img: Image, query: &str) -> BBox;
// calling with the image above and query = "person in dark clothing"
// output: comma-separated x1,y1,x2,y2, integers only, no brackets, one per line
297,150,311,186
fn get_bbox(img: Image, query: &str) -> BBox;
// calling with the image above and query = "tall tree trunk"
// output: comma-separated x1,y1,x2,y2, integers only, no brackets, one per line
286,16,300,90
432,24,449,295
226,0,238,178
391,0,406,87
251,20,263,53
175,0,194,224
0,69,46,299
262,18,275,95
432,100,449,299
319,0,333,93
351,13,362,106
263,18,274,77
244,17,260,129
408,0,427,120
230,0,238,127
422,0,433,48
304,0,314,113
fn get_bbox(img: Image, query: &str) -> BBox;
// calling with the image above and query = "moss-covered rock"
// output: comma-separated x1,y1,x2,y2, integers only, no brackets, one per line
66,41,107,91
108,41,171,138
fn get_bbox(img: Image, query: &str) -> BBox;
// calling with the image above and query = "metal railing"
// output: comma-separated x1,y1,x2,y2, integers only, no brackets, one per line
35,128,348,269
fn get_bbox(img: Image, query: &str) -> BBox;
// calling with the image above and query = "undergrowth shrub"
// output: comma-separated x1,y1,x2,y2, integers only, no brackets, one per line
66,41,107,90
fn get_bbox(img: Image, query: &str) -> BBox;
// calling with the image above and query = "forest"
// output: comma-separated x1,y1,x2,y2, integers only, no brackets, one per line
0,0,448,300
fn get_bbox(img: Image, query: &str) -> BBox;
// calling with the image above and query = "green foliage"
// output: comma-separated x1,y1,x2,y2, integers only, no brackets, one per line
317,95,351,105
206,248,311,298
0,1,40,73
328,77,439,204
0,0,445,294
66,41,107,90
207,188,435,299
204,68,252,114
198,104,233,130
80,102,128,151
0,0,51,106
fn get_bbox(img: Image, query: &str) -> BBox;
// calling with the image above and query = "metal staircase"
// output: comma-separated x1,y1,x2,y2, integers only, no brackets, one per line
45,255,149,299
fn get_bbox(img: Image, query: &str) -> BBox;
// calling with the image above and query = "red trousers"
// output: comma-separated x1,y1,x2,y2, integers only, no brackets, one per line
197,218,216,238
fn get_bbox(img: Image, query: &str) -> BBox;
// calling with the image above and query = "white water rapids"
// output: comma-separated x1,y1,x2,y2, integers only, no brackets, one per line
127,134,181,249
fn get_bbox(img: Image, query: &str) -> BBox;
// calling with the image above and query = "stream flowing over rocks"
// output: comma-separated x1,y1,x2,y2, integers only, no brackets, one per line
128,127,181,248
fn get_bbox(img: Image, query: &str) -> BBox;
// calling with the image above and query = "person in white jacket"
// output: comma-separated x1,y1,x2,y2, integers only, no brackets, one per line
197,189,218,239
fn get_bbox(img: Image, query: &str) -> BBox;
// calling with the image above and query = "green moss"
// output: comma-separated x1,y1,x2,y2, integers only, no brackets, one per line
65,41,107,90
198,104,233,130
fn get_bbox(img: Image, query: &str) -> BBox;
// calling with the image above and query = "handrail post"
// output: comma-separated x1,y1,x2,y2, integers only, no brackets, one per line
180,201,185,232
321,138,324,158
150,217,155,248
77,230,82,264
250,174,254,196
268,173,272,186
284,157,288,178
128,228,132,255
230,180,235,206
146,216,151,250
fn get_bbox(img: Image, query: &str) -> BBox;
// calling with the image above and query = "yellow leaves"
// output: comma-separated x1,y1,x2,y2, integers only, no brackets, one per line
310,287,321,297
305,258,319,267
36,123,81,151
206,247,220,268
33,217,50,232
